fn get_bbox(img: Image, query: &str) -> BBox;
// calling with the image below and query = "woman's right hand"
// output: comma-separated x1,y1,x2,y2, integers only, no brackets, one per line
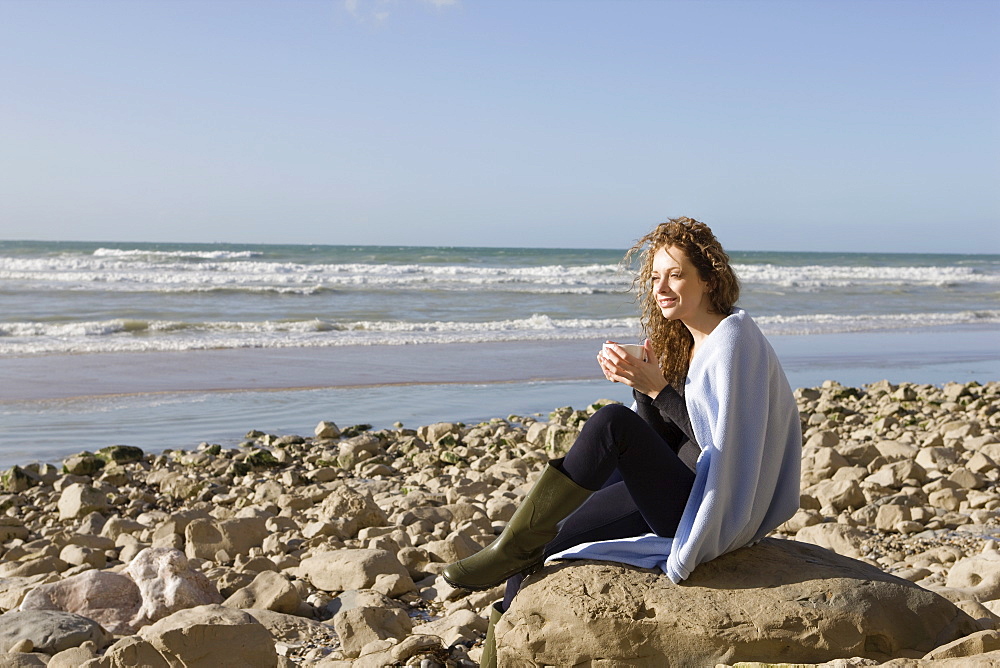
598,340,668,399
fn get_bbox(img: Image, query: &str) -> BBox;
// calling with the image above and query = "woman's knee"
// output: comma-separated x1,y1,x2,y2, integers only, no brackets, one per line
587,403,641,431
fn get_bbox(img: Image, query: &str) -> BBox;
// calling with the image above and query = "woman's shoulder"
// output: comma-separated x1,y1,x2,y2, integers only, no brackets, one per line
710,309,764,347
690,309,769,375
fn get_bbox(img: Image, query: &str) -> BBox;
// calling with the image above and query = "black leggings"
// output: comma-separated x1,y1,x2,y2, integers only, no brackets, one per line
502,403,697,609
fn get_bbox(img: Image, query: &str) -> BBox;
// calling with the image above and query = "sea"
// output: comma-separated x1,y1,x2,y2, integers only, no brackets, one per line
1,240,998,469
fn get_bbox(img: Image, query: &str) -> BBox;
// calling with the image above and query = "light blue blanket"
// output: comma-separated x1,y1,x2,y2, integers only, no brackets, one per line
547,309,802,583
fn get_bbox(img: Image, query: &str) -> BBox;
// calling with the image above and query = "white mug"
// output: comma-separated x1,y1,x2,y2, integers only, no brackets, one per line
603,342,646,362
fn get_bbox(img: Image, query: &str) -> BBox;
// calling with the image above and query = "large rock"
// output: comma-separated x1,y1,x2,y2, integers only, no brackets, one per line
333,602,413,658
0,610,112,655
0,518,29,542
0,653,49,667
0,556,69,579
56,484,108,520
82,604,277,668
794,522,870,560
18,570,142,635
184,516,269,560
496,538,980,666
221,570,301,614
47,644,98,668
317,486,388,538
121,547,222,628
947,550,1000,602
96,445,144,465
298,549,415,597
0,574,60,612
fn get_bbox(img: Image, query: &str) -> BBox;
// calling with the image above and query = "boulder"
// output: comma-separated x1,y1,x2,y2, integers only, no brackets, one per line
61,453,105,477
0,467,38,493
146,470,208,500
58,544,106,569
314,421,341,439
46,643,98,668
803,479,866,512
946,550,1000,602
422,531,482,564
100,516,146,541
496,538,980,666
0,653,49,667
221,570,301,614
0,518,29,543
794,522,870,560
298,549,414,597
325,589,401,618
0,610,112,655
184,516,269,560
411,608,489,647
0,556,69,579
0,574,60,612
924,629,1000,660
96,445,144,465
121,547,222,628
317,486,388,538
332,602,413,658
18,570,142,635
83,604,277,668
56,484,108,520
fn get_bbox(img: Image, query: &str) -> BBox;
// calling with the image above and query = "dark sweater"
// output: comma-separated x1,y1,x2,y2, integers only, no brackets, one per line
633,386,700,472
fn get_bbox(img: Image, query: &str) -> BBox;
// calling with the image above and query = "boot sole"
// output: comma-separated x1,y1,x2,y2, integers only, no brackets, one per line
441,560,543,591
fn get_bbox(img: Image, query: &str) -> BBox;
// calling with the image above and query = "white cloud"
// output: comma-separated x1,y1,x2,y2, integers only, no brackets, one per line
344,0,458,23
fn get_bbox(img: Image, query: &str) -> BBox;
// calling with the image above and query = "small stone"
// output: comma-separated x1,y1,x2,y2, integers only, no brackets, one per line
315,421,341,439
8,638,33,653
333,604,412,658
57,483,108,520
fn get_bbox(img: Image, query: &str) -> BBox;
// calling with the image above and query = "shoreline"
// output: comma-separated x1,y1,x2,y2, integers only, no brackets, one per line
0,340,609,402
0,379,635,470
2,325,998,402
1,326,998,469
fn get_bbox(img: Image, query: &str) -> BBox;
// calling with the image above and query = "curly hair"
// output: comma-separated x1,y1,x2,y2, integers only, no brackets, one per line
623,217,740,387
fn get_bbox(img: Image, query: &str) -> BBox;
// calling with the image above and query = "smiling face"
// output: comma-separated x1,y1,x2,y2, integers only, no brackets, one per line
650,245,712,324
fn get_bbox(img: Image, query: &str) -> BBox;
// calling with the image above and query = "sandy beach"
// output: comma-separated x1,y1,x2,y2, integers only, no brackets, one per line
2,378,999,665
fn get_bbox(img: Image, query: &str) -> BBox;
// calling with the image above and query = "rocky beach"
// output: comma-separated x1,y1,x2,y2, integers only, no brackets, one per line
1,379,999,667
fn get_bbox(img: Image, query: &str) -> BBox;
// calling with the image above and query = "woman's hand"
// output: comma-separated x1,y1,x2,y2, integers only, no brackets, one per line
597,339,668,399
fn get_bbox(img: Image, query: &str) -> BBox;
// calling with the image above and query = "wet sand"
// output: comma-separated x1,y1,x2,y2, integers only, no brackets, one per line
2,327,998,402
1,327,997,468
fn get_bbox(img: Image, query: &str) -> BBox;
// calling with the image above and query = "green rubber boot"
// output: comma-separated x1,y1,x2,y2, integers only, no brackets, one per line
479,601,503,668
442,461,592,591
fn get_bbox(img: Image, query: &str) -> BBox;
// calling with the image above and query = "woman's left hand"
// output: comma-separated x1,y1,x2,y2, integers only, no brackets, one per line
597,339,668,399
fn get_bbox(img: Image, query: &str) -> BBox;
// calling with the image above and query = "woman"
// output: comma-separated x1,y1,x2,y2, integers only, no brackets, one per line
443,218,802,667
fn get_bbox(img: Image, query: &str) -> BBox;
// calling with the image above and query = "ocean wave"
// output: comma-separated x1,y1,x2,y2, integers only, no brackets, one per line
754,310,1000,334
732,263,996,288
92,248,262,260
3,255,998,295
0,314,638,354
0,257,631,293
2,310,998,355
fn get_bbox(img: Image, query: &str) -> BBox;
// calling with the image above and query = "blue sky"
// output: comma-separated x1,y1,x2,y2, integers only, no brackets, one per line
1,0,997,252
